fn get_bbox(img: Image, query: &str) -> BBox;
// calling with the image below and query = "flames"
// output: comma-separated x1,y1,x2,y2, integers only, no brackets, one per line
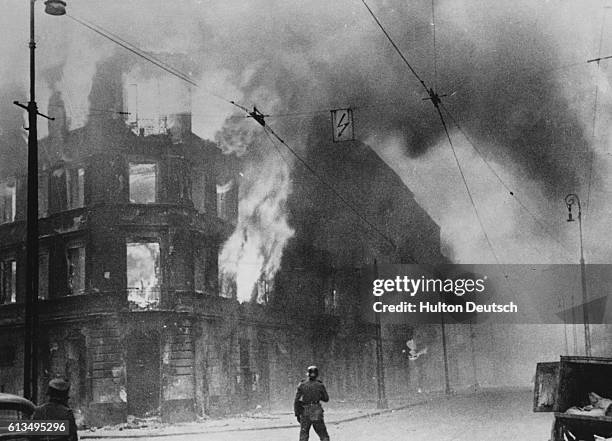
216,112,295,303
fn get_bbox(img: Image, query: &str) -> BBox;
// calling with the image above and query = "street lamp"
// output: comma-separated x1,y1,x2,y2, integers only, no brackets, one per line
13,0,66,403
564,193,591,357
44,1,66,15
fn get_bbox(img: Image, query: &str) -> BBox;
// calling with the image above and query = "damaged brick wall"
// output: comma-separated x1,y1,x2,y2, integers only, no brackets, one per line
161,319,195,422
87,320,127,426
0,330,22,396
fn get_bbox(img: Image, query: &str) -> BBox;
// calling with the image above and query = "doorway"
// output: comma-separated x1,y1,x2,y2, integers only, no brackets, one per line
126,330,160,416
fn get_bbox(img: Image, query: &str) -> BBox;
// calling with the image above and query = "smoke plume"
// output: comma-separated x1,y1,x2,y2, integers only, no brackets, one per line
1,0,612,298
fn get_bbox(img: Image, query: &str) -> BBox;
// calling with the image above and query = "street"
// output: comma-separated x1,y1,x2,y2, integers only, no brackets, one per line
96,389,552,441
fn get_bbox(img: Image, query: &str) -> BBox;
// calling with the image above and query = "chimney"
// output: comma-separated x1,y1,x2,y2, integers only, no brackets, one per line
47,90,68,145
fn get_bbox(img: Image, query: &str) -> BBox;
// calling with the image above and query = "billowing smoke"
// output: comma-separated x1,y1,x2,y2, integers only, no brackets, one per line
1,0,612,290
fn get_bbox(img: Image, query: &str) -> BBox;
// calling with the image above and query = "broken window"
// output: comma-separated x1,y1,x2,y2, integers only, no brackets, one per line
192,171,208,213
216,179,237,224
194,246,217,294
324,288,339,314
66,168,85,209
129,163,157,204
0,258,16,304
39,173,48,218
39,250,49,300
127,242,161,308
256,277,270,304
194,247,207,294
324,276,339,314
0,180,16,224
66,244,86,296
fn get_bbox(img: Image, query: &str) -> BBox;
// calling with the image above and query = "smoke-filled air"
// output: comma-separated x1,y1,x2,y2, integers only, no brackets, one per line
1,0,612,301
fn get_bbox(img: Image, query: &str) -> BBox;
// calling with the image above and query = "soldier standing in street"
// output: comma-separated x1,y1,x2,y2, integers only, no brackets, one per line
294,365,330,441
32,378,78,441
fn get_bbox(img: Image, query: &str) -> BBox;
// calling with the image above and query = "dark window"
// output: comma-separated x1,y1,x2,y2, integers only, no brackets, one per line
0,180,16,224
66,245,85,295
216,180,237,224
66,168,84,209
39,173,49,218
39,250,49,300
194,247,207,293
324,287,338,314
0,346,16,367
50,168,67,212
0,259,16,304
192,171,208,213
129,163,157,203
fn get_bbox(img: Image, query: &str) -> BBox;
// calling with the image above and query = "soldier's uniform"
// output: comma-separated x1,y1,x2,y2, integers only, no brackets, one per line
294,367,330,441
32,378,78,441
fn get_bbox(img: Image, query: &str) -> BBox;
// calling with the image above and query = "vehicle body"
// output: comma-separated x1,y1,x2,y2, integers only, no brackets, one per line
0,393,36,441
534,356,612,440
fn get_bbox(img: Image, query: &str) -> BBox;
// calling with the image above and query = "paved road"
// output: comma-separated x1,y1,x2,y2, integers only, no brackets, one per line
101,389,552,441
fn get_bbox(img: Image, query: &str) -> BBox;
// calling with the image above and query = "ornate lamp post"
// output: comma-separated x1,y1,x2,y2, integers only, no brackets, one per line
565,193,591,357
13,0,66,403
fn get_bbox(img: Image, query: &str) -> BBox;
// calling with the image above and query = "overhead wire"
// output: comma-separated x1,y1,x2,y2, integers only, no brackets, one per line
66,13,247,114
47,103,129,116
360,0,429,95
360,0,581,264
361,0,504,263
260,123,400,254
585,5,609,217
431,0,437,91
68,14,401,256
67,14,198,88
439,102,573,262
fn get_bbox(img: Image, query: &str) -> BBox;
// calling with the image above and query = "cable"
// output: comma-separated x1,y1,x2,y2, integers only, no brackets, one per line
359,0,507,265
439,102,573,262
261,124,399,254
66,14,247,114
67,14,198,88
431,0,437,91
587,54,612,63
585,5,608,217
262,127,292,169
47,103,129,116
432,107,498,263
360,0,429,94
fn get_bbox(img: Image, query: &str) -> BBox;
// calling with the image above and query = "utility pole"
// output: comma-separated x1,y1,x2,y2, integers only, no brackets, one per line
468,321,479,391
440,311,452,395
13,0,65,403
373,260,387,409
24,0,40,403
565,194,591,357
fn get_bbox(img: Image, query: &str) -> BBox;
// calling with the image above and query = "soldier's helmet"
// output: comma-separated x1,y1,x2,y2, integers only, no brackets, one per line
307,365,319,378
47,378,70,399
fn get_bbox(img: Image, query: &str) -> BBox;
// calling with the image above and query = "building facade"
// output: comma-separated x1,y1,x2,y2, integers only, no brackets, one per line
0,56,448,426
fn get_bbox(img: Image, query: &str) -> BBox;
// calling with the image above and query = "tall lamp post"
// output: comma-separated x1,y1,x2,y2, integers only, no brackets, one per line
564,193,591,357
13,0,66,403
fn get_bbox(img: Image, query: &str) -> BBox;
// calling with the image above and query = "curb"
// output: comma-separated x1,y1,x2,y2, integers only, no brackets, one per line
80,397,433,439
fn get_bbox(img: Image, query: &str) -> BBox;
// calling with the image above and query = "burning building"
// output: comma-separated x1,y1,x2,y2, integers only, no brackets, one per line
0,53,447,426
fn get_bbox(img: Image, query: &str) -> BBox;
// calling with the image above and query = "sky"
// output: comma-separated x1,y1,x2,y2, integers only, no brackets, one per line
1,0,612,280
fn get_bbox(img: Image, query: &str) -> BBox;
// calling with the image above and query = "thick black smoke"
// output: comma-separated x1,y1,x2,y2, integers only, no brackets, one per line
1,0,610,263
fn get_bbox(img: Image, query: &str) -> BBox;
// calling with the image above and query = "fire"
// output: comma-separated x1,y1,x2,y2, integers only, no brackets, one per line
215,108,295,303
218,149,294,303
